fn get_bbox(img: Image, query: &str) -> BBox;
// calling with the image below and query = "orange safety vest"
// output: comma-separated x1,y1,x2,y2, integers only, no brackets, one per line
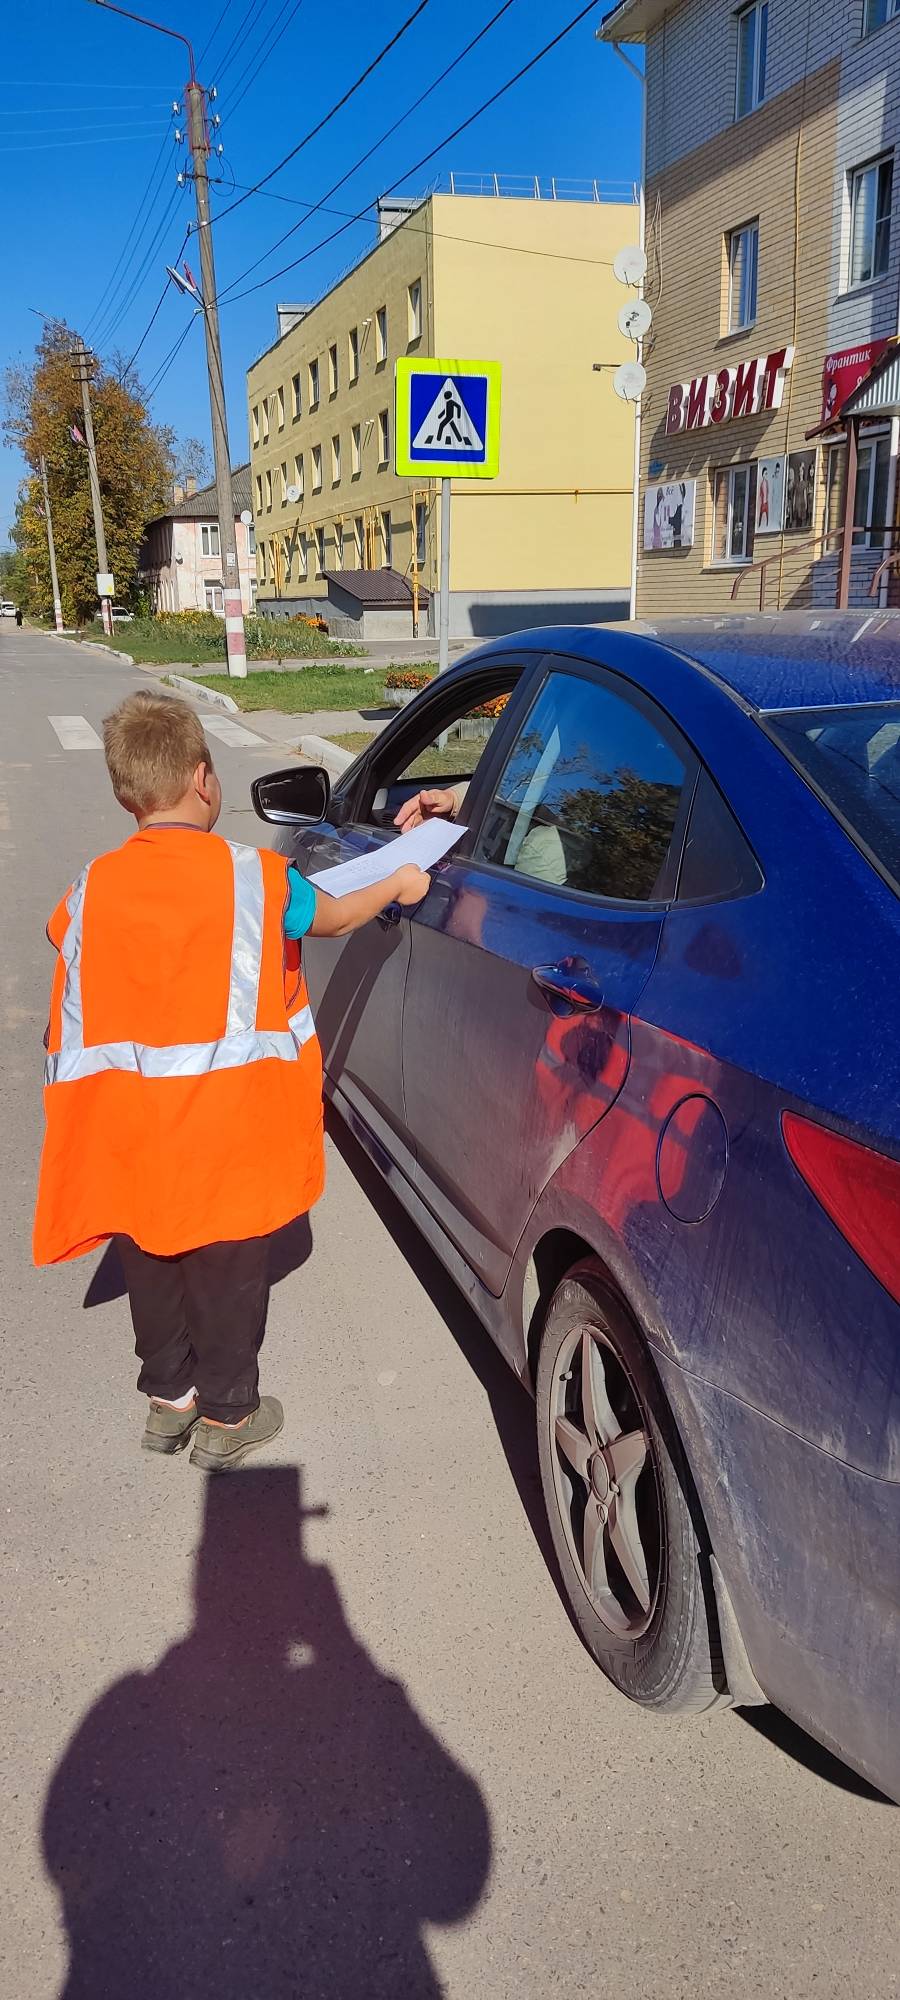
33,828,325,1265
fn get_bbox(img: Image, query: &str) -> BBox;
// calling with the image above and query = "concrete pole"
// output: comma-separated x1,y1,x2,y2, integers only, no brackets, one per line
74,340,113,637
39,455,65,633
438,476,451,673
186,80,246,677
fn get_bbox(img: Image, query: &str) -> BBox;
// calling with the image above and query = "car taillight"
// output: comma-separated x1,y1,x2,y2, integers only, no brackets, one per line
782,1111,900,1307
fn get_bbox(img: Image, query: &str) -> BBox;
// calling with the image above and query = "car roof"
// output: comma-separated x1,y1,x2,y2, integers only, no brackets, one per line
467,611,900,713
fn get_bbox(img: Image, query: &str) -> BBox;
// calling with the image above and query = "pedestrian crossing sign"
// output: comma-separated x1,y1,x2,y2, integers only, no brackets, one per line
395,357,501,478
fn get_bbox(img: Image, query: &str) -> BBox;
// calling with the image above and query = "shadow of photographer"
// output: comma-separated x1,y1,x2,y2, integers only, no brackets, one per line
43,1467,491,1998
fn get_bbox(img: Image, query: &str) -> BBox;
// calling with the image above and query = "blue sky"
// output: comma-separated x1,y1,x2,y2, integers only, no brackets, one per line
1,0,641,544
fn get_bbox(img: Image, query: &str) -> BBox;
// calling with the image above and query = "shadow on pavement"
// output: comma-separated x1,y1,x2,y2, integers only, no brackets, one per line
42,1466,491,1999
737,1704,894,1805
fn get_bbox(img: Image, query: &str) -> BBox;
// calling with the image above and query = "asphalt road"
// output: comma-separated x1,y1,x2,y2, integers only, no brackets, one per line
1,625,897,1999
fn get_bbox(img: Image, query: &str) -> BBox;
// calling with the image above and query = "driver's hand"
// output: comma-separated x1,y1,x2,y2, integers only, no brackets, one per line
394,786,457,832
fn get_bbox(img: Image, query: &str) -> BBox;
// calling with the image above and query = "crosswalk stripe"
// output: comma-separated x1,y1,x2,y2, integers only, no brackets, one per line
49,715,103,750
203,716,267,749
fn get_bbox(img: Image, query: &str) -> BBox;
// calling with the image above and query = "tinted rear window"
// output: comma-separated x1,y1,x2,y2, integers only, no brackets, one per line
768,703,900,892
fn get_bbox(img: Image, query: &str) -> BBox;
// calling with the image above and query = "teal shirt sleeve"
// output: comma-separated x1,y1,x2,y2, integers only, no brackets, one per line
284,865,317,940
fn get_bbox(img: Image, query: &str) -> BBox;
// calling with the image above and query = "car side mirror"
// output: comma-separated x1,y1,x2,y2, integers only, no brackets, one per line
251,766,331,825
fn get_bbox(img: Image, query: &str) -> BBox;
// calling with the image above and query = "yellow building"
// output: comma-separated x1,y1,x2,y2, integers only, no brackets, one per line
245,183,639,639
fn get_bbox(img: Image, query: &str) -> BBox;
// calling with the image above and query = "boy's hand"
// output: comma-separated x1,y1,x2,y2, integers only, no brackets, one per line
392,864,431,907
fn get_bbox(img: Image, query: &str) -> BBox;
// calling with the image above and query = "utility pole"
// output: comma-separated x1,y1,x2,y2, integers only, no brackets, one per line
39,456,65,633
72,339,114,637
185,80,246,677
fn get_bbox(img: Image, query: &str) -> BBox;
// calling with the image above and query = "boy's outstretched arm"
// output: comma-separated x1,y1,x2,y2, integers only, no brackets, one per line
309,863,430,940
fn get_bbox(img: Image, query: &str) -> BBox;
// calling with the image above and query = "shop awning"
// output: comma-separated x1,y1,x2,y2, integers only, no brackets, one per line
807,338,900,439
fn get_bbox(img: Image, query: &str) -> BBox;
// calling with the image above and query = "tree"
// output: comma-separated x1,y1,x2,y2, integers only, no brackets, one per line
3,320,173,624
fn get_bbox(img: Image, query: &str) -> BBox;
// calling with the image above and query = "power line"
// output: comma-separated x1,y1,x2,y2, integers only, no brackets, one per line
210,0,433,228
198,0,239,70
213,0,277,92
220,0,603,307
218,0,519,301
121,227,191,375
0,102,172,116
95,184,187,352
222,0,307,122
0,125,168,154
85,126,173,339
144,317,195,400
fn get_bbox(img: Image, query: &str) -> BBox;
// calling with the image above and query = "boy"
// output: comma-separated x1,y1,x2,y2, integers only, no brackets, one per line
33,690,429,1471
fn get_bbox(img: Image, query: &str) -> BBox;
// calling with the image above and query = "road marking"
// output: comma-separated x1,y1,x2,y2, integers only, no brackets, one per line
203,716,267,749
48,715,103,750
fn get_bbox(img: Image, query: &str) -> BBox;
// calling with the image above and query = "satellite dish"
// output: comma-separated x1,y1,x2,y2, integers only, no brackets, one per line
285,484,301,503
613,361,647,402
613,244,648,286
617,298,652,341
239,508,253,525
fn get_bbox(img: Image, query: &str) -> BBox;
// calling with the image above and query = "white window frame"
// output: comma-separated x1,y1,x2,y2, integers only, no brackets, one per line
262,398,270,443
328,343,338,396
349,325,360,382
313,525,325,575
308,357,320,410
264,469,273,510
281,460,288,505
355,515,365,566
848,154,893,289
200,523,220,557
376,305,387,363
298,532,308,579
380,509,392,566
277,385,285,429
294,452,304,499
332,433,341,484
864,0,900,33
351,422,362,476
291,372,302,419
335,519,344,566
378,408,390,467
726,219,759,332
408,279,422,343
204,582,224,614
712,463,755,564
735,0,768,120
251,405,260,447
255,473,263,513
247,522,256,555
312,443,322,492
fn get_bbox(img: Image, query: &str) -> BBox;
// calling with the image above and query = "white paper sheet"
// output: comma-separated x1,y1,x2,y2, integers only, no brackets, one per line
309,817,466,896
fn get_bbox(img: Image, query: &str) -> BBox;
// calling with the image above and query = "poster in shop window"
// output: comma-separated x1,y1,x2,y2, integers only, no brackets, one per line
754,456,785,535
643,480,696,551
784,450,817,533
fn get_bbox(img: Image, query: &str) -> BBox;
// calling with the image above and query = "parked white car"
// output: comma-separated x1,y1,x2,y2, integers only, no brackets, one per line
0,601,16,618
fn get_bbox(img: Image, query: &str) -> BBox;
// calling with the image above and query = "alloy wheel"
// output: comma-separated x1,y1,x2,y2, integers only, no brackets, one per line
549,1321,664,1640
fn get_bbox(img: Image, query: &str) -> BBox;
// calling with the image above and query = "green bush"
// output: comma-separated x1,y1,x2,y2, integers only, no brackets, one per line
121,610,361,661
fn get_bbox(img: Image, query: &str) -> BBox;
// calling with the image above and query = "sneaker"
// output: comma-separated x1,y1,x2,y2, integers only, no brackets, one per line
189,1395,284,1473
142,1399,199,1456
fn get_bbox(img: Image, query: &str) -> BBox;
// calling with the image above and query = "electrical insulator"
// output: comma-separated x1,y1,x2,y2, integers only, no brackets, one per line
209,84,217,99
174,129,184,143
176,172,186,187
171,100,181,114
216,143,224,156
212,113,221,127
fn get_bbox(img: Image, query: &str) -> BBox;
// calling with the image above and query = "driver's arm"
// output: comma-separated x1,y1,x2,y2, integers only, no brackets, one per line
394,782,468,832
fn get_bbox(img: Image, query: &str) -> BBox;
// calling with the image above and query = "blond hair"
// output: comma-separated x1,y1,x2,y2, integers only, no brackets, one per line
103,690,213,816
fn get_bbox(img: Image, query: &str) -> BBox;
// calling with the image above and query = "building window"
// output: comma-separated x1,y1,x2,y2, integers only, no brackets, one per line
376,305,387,363
415,499,427,569
864,0,900,31
313,525,325,575
355,515,365,566
262,398,270,443
281,460,288,504
335,519,344,566
264,469,273,510
735,1,767,119
351,422,362,477
308,357,320,409
378,408,390,467
255,473,263,513
200,523,220,556
251,405,260,446
328,343,338,396
408,279,422,342
294,452,304,498
332,433,341,484
349,325,360,382
277,385,285,429
712,463,756,563
825,432,892,549
312,443,322,493
250,577,258,607
248,522,256,555
848,155,893,287
204,582,224,614
298,532,308,579
281,535,292,587
380,509,392,566
726,220,759,331
291,372,302,419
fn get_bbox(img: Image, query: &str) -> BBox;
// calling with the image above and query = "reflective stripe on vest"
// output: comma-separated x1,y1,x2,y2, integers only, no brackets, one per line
45,842,315,1087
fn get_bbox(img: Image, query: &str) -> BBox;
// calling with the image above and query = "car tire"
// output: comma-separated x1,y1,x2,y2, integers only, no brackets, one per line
536,1261,728,1715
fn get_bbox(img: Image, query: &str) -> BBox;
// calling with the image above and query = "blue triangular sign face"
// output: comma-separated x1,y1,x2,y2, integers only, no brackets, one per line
411,377,483,454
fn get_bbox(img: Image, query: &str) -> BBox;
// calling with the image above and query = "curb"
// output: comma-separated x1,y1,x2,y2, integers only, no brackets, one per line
50,635,136,664
298,733,355,777
167,672,239,714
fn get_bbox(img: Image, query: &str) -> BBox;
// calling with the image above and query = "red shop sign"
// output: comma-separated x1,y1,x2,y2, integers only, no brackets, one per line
820,340,889,427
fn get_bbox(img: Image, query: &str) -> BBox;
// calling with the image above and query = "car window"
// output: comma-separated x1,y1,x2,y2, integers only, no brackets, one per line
473,670,689,902
391,688,513,787
767,703,900,895
357,670,522,828
676,767,763,903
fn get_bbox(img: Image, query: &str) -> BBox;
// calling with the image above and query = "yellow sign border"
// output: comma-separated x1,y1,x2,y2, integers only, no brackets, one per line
395,356,502,479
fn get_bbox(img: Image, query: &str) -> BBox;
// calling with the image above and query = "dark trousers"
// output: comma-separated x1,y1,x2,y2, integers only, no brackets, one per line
116,1234,270,1424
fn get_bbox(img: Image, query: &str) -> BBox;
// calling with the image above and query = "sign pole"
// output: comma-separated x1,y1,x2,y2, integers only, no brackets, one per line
439,476,451,674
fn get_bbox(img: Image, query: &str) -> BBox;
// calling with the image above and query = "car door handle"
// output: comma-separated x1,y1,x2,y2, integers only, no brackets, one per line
532,960,605,1015
377,902,402,929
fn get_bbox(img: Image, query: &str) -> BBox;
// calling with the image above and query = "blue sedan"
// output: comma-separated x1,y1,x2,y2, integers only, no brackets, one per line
253,611,900,1803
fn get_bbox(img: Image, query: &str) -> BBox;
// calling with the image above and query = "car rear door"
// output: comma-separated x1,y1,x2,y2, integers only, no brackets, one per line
399,658,698,1295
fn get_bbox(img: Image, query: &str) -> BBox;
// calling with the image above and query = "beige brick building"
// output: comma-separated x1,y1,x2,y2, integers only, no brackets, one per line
245,184,640,639
600,0,900,615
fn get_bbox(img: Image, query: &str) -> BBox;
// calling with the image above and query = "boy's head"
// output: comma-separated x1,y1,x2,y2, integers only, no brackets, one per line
102,690,221,830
